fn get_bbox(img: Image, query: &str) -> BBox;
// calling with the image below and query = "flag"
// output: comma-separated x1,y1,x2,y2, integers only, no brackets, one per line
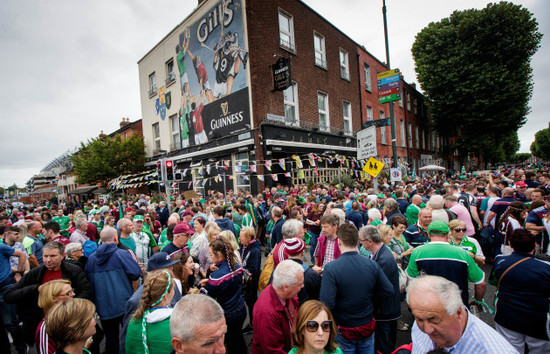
278,158,286,170
258,175,264,181
292,155,303,168
308,154,316,167
284,172,291,177
250,163,257,173
298,170,305,179
272,174,278,181
265,160,272,171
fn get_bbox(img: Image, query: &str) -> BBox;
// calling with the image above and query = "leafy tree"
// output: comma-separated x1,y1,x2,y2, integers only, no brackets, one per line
530,128,550,160
511,152,531,163
412,1,542,165
71,134,145,186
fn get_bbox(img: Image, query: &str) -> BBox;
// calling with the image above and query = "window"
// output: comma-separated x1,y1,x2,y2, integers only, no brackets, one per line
399,95,403,108
364,64,371,91
408,123,412,146
366,105,373,121
165,60,175,84
343,101,352,135
415,126,420,149
407,93,411,111
432,131,436,151
148,72,157,96
339,49,349,80
414,98,418,114
400,120,406,147
380,111,386,144
317,92,329,131
313,32,326,68
278,10,295,51
170,115,181,149
235,153,251,192
153,123,161,151
283,82,299,125
422,130,426,150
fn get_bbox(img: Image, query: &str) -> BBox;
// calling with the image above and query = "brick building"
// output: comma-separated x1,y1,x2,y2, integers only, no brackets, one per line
138,0,440,194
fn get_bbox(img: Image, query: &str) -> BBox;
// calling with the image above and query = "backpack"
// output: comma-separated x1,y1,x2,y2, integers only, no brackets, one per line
258,254,274,291
83,240,98,258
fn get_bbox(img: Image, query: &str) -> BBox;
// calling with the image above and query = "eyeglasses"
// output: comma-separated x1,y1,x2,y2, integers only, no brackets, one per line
306,320,332,333
93,313,100,321
453,228,467,232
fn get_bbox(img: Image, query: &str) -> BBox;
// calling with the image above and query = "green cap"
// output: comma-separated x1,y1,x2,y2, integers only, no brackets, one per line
133,215,144,222
428,220,449,235
377,193,385,198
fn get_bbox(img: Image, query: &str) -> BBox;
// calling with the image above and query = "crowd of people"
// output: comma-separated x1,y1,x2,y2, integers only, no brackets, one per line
0,164,549,353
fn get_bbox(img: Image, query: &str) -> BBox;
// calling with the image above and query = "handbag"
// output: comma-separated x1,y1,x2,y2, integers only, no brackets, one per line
397,265,407,293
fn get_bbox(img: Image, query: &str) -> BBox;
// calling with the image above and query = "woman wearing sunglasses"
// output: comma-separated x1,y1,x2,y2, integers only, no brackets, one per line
449,219,485,265
290,300,342,354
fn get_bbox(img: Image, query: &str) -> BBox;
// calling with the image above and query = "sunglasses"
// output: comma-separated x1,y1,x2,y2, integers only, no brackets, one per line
57,288,75,297
453,228,467,232
306,320,332,333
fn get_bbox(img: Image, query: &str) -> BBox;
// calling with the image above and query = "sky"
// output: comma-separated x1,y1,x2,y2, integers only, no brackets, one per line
0,0,548,189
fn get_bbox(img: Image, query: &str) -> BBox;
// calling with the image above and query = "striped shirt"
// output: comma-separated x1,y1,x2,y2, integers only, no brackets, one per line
411,309,518,353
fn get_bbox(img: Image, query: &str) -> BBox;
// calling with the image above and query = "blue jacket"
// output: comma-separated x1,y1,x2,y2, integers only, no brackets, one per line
85,243,142,320
371,245,401,321
205,260,245,314
346,211,364,229
215,218,237,236
241,239,261,279
270,218,285,248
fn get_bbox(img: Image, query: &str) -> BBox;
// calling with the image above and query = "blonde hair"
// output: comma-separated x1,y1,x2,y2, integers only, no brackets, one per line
219,230,239,251
240,226,255,241
448,219,465,231
46,298,95,349
377,224,392,244
133,270,174,320
205,222,221,242
38,279,72,313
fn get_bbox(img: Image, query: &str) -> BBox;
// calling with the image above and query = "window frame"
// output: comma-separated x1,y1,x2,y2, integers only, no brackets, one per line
317,91,330,132
283,82,299,125
165,59,175,85
380,110,386,145
400,120,406,147
148,72,157,97
152,123,161,151
339,48,350,81
170,114,181,150
342,100,352,135
364,64,371,91
313,32,327,69
278,10,295,52
366,105,373,121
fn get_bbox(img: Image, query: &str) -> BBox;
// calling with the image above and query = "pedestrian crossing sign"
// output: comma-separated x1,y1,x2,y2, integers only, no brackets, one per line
362,157,385,177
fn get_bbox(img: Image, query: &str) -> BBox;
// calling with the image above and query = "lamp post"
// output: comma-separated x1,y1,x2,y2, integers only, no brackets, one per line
382,0,398,168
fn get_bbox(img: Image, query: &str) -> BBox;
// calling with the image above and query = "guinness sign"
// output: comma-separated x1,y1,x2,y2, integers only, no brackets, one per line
272,57,292,91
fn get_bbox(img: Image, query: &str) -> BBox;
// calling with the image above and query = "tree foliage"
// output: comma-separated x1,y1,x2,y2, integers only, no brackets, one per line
71,134,146,186
412,1,542,164
511,152,531,163
530,128,550,160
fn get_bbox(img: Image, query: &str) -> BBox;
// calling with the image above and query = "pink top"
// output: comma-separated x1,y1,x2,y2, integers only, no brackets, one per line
450,204,475,237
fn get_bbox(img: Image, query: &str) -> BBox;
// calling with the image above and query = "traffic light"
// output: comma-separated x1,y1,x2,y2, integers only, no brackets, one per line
156,160,162,181
165,160,174,180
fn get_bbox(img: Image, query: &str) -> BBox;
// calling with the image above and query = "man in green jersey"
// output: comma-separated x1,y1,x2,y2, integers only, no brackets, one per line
52,208,71,238
406,220,486,306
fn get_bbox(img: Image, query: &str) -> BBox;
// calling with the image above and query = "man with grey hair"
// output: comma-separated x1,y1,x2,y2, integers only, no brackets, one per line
429,194,451,223
269,206,285,249
359,225,401,353
273,219,305,267
330,207,346,224
170,294,226,353
252,259,304,353
70,216,88,245
384,198,405,226
407,275,517,353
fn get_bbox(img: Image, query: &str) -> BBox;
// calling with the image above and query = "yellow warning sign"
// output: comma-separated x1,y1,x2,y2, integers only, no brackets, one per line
362,157,385,177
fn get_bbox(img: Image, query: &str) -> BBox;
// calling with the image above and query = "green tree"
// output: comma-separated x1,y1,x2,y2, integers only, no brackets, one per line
412,1,542,165
511,152,531,163
71,134,146,186
530,128,550,160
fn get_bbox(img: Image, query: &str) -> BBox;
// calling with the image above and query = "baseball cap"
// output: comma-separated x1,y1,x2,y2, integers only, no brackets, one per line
377,193,385,198
173,222,194,235
284,238,305,256
516,181,527,188
428,220,450,235
147,252,179,271
133,215,144,222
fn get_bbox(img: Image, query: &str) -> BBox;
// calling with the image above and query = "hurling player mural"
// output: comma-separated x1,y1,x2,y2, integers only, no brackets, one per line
176,0,250,148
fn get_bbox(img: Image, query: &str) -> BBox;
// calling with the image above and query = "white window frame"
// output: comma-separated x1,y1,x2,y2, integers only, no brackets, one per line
366,105,373,121
400,120,406,147
380,110,386,145
283,82,299,125
278,10,295,52
422,130,426,150
407,93,411,111
399,95,403,108
152,123,161,151
234,153,251,192
317,91,330,132
364,64,371,91
165,59,175,84
342,101,352,135
313,32,326,69
339,49,349,81
148,72,157,96
170,114,180,149
415,126,420,149
408,123,413,145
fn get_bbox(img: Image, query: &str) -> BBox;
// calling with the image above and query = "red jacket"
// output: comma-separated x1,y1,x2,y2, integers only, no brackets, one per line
252,284,299,353
315,234,341,267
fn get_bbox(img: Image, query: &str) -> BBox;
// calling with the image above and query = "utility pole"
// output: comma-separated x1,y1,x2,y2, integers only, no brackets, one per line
382,0,398,168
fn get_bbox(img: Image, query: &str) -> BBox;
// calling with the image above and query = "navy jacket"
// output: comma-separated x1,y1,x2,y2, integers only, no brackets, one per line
241,239,261,279
371,245,401,320
205,259,245,314
85,243,142,320
320,251,394,327
346,211,364,229
270,218,285,248
215,218,237,236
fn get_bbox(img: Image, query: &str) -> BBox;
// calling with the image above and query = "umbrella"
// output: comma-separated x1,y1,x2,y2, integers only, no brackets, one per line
419,164,446,171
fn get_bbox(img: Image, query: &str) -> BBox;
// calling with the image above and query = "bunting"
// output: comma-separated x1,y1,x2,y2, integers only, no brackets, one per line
278,158,286,170
265,160,272,171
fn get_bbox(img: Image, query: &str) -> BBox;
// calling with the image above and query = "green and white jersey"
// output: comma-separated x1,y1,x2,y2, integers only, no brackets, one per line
52,216,71,236
130,230,157,266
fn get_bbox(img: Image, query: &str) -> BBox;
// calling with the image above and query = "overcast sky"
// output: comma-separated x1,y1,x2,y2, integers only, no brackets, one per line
0,0,547,188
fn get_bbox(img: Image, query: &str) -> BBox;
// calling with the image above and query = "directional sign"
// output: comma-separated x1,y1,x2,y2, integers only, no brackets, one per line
377,69,400,80
378,80,400,91
378,87,401,97
362,118,390,129
357,126,377,160
379,93,401,104
390,168,402,182
362,156,385,177
377,74,400,86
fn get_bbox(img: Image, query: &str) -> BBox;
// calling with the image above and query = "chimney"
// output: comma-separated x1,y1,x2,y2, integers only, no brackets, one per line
99,130,106,139
120,118,130,128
